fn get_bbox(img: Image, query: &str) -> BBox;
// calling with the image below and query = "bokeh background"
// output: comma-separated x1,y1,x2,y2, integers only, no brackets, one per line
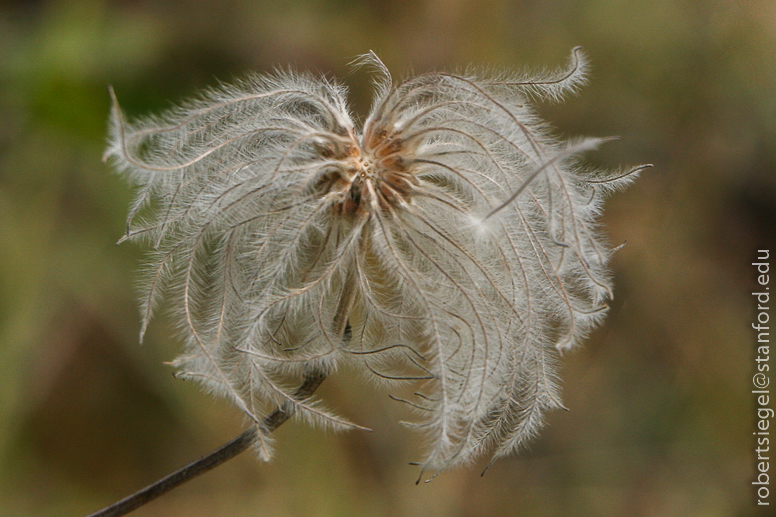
1,0,774,516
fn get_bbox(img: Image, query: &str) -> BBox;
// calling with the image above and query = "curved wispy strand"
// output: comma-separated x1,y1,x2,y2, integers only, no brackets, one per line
104,48,643,472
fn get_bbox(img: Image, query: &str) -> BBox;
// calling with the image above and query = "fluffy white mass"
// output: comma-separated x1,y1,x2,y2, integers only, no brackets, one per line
104,48,641,473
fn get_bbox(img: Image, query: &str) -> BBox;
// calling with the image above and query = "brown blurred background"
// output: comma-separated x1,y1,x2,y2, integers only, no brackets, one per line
1,1,774,516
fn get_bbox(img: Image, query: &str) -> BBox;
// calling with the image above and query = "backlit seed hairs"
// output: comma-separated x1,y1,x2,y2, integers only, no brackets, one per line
104,49,642,474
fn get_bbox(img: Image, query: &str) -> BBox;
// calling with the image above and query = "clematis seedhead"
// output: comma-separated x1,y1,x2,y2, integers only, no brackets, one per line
104,48,643,473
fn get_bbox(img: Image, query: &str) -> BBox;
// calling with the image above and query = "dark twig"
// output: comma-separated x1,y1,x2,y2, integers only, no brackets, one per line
86,370,328,517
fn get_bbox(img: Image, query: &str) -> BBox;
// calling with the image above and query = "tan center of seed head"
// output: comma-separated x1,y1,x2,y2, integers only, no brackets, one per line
328,131,417,217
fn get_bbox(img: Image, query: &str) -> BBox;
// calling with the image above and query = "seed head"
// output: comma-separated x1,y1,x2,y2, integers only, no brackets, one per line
104,49,643,473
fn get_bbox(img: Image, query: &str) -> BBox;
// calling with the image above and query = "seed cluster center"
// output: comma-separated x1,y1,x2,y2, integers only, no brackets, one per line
323,127,419,217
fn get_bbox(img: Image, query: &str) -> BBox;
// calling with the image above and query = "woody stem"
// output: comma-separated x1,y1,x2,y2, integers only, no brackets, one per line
86,370,328,517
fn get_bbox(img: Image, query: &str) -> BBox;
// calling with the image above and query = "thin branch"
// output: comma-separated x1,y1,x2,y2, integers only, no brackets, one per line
86,370,328,517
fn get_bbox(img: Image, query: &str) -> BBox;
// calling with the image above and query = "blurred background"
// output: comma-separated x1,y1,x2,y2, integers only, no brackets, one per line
1,0,774,516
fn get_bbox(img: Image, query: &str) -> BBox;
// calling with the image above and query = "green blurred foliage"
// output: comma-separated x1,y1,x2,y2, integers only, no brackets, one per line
0,0,774,516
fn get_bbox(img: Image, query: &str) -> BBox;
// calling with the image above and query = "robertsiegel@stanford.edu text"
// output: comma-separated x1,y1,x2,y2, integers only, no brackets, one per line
753,249,771,506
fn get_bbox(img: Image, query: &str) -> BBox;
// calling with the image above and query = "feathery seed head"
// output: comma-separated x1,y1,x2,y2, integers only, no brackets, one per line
104,49,644,474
